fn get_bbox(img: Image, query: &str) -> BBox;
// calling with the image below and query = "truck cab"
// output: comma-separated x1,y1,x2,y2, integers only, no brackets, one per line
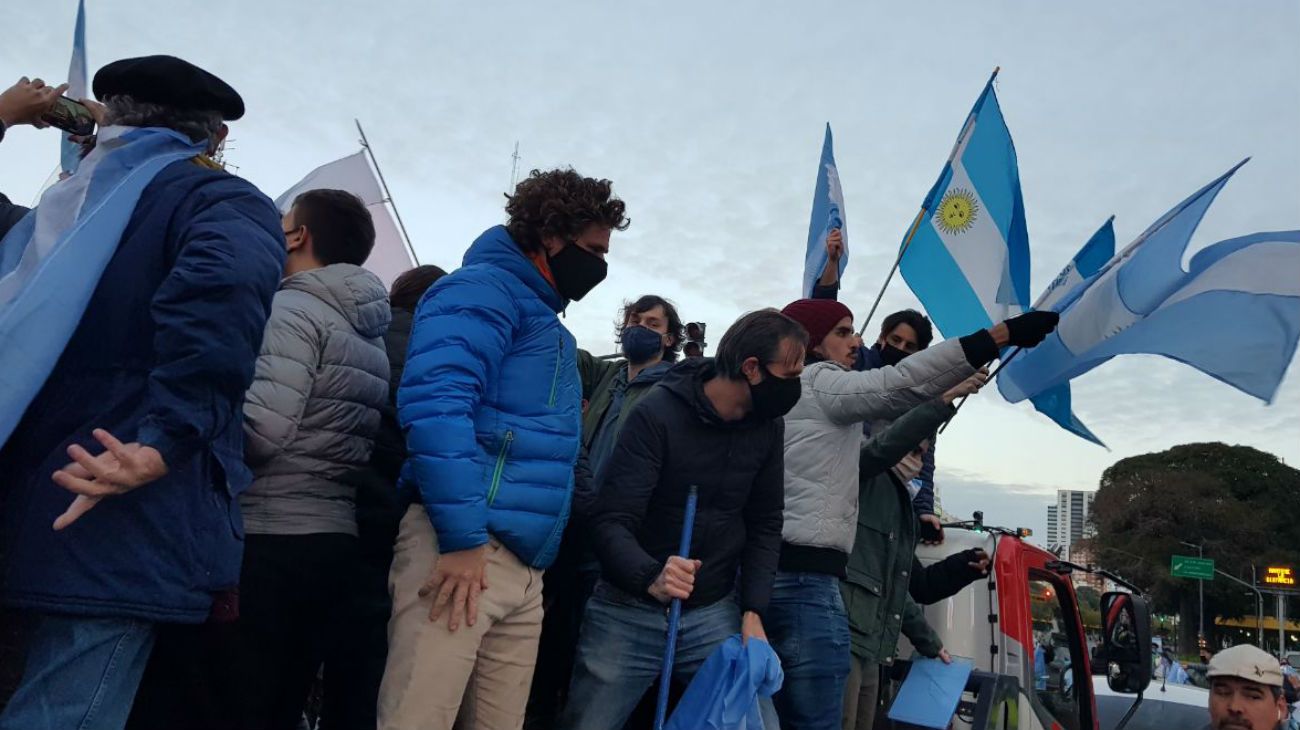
893,521,1151,730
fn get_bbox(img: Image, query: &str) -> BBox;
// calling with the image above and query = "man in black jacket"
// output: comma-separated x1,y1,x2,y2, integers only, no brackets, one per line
559,310,808,730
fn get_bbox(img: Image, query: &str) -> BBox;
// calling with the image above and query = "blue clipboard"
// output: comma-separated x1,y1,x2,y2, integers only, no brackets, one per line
887,655,973,729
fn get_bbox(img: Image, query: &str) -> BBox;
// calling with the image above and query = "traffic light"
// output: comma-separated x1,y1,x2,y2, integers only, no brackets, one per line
684,322,707,358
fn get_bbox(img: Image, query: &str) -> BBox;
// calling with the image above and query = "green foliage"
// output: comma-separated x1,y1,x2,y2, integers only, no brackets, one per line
1086,443,1300,647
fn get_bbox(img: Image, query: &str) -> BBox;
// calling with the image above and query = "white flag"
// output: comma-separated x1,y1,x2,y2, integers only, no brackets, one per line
276,151,416,289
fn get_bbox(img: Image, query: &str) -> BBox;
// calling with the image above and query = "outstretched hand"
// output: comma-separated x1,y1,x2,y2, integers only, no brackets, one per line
0,77,68,128
51,429,168,530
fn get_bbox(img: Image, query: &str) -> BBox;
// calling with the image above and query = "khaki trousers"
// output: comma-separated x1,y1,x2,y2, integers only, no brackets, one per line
378,506,544,730
842,655,882,730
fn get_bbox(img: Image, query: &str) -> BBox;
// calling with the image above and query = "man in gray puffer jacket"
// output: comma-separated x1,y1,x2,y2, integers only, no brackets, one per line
233,188,392,729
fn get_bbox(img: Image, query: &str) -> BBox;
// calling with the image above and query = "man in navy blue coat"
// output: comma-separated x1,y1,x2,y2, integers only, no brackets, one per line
0,56,284,730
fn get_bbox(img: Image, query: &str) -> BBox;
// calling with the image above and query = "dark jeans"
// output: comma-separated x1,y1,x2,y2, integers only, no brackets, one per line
127,533,361,730
763,571,852,730
559,582,740,730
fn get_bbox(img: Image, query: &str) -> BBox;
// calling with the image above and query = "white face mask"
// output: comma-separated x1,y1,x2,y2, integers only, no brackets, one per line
891,451,924,485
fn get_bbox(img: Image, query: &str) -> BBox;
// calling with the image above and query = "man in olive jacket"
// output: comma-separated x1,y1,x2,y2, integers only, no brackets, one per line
841,390,976,730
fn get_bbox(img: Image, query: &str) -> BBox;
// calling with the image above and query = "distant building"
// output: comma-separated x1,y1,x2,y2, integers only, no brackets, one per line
1045,489,1096,561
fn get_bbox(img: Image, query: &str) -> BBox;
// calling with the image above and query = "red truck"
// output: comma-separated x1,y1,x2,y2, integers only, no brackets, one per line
886,514,1153,730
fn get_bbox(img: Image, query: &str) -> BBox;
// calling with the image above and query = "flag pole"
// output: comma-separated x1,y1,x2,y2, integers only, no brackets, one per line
937,347,1022,434
857,208,926,336
856,66,1000,337
355,119,420,266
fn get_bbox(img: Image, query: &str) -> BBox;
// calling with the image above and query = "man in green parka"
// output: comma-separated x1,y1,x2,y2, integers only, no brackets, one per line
841,374,984,730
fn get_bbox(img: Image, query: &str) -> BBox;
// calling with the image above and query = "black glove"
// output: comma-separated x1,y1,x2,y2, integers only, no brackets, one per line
948,547,990,584
919,516,944,544
1004,310,1060,348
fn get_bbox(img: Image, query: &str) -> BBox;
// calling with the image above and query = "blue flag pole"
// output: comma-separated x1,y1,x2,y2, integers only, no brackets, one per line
857,66,1000,336
654,485,699,730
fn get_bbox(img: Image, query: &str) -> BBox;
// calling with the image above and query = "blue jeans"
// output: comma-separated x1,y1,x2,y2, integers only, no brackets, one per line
0,614,156,730
559,581,740,730
762,572,851,730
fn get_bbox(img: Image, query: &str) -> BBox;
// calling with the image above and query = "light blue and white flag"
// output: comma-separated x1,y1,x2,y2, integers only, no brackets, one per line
899,70,1031,338
1007,217,1115,446
1001,162,1300,412
60,0,89,176
802,123,848,298
0,127,206,447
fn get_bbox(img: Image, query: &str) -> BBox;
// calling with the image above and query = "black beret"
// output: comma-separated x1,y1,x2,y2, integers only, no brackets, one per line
93,55,244,120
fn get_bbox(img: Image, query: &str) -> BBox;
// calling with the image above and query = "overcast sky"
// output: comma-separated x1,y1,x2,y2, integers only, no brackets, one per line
5,0,1298,542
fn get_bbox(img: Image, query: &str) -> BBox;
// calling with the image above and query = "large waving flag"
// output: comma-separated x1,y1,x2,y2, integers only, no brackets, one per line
802,124,848,297
899,69,1031,338
276,150,418,289
1000,162,1300,415
1006,217,1115,446
60,0,88,176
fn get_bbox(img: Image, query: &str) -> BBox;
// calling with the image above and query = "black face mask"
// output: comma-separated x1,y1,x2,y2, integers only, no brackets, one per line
879,343,910,367
548,243,607,302
748,363,802,420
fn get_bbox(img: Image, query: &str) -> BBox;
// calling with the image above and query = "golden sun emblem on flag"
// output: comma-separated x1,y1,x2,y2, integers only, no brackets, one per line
934,188,979,235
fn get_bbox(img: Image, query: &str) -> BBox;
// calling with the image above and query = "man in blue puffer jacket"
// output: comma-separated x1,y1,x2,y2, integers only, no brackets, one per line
378,168,629,730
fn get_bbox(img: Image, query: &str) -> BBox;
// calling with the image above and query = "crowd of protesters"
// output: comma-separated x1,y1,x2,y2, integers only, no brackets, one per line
0,56,1061,730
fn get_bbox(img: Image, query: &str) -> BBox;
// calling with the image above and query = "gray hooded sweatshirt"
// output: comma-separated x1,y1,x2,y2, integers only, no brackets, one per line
240,263,392,535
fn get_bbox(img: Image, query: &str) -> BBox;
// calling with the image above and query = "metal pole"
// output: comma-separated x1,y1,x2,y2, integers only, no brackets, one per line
1281,593,1287,656
1215,568,1264,648
1198,543,1205,644
355,119,420,266
1279,592,1289,654
1253,565,1262,645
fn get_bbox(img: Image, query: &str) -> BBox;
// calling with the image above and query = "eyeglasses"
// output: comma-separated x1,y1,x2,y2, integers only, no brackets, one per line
282,225,303,237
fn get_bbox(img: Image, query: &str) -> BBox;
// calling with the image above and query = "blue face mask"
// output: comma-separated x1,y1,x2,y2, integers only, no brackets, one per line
621,325,664,364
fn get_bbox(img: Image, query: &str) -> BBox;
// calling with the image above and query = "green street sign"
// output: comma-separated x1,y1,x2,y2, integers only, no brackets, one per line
1171,555,1215,580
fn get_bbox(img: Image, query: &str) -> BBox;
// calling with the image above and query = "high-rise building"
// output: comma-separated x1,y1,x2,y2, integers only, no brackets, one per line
1045,490,1096,560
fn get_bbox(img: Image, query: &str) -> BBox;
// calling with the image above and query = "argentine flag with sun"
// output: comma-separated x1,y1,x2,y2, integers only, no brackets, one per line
899,70,1032,338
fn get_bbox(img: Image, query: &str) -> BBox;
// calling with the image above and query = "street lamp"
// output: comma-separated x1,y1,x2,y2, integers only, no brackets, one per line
1180,540,1206,646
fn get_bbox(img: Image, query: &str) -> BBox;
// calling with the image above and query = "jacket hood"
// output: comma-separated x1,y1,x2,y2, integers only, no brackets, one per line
630,359,674,386
463,225,563,313
282,263,391,339
658,357,763,429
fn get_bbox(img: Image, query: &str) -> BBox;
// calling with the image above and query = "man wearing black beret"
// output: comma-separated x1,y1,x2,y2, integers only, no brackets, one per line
0,55,284,730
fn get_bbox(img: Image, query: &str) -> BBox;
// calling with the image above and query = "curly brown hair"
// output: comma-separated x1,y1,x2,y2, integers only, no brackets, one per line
504,168,629,253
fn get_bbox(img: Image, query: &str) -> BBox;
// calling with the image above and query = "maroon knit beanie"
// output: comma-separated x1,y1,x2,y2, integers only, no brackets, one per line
780,299,854,357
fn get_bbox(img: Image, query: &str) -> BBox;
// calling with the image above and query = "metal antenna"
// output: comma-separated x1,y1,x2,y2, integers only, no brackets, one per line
510,141,521,191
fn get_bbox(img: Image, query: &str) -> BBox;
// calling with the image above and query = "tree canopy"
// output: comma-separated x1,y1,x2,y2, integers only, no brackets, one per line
1085,442,1300,651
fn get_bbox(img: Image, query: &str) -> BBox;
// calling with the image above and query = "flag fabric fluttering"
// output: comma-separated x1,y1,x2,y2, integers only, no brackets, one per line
1010,217,1115,446
1001,161,1300,418
802,123,848,298
899,69,1031,338
275,151,417,289
60,0,88,176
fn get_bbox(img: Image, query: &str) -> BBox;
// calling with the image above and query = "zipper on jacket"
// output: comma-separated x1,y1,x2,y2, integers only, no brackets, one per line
487,430,514,506
547,334,564,408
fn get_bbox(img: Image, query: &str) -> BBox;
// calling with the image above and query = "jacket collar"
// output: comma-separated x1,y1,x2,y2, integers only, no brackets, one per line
463,225,563,313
